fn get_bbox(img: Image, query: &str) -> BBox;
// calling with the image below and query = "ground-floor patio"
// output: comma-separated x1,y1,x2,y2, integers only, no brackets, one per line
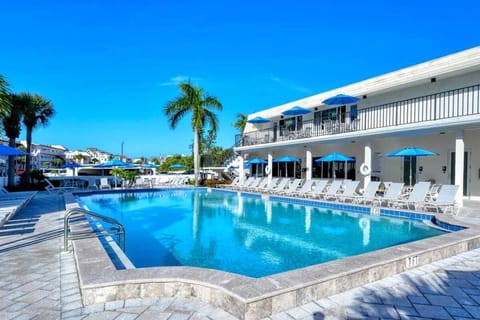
1,193,480,319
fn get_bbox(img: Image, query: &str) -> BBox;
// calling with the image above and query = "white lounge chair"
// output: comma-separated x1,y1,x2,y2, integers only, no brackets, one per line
270,178,290,194
419,184,459,214
372,182,404,207
321,180,344,201
277,178,303,196
393,181,431,210
45,179,75,193
247,177,266,191
99,178,112,190
353,181,381,204
337,180,360,202
304,180,328,198
291,180,315,197
255,177,278,193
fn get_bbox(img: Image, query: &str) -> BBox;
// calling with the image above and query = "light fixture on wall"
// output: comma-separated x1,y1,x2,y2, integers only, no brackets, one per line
431,77,437,83
418,165,423,174
362,95,367,99
442,165,447,174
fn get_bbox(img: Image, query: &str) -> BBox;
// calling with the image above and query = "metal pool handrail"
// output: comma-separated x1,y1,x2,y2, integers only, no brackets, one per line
64,207,125,252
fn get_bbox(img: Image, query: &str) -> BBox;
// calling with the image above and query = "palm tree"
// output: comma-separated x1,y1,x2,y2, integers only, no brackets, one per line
164,81,222,186
22,94,55,182
72,154,85,164
233,112,248,133
0,74,11,115
1,93,27,187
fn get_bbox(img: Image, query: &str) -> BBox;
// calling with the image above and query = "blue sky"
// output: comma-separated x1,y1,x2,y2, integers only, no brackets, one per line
1,1,479,158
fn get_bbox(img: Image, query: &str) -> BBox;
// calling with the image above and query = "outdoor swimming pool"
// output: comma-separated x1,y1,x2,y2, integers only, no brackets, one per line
77,188,446,278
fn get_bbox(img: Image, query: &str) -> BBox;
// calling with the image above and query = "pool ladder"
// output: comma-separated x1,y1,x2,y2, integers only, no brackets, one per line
64,208,125,252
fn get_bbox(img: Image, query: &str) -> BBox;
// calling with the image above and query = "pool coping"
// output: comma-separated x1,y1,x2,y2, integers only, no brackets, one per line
65,188,480,320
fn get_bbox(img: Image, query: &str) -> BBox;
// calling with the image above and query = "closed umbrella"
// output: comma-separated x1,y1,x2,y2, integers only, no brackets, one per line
322,94,359,105
315,152,354,179
273,155,301,177
386,147,438,185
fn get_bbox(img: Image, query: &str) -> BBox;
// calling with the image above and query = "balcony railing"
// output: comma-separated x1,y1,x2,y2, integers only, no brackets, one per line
235,84,480,147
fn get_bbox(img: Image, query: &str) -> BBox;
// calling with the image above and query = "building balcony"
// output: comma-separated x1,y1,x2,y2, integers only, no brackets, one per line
235,84,480,148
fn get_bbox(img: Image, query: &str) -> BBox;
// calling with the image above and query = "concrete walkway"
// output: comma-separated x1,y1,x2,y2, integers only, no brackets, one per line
1,192,479,319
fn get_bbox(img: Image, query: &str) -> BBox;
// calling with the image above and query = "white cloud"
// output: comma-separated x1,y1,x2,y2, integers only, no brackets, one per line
269,74,312,94
159,75,200,87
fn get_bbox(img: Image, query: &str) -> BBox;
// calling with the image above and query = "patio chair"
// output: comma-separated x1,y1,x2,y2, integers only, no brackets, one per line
220,177,239,189
269,178,290,194
392,181,431,210
99,178,112,190
418,184,459,214
321,180,344,201
353,181,381,204
256,177,279,193
245,177,264,191
232,177,253,190
291,179,315,197
304,179,328,198
45,179,75,193
372,182,404,207
277,178,303,196
337,180,361,202
249,177,268,192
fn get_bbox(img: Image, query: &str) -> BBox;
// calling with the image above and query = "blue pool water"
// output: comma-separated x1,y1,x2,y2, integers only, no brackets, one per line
77,189,445,278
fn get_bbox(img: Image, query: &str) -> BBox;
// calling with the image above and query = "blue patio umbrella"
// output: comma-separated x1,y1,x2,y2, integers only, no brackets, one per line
315,152,354,162
323,94,360,105
315,152,354,179
247,158,267,177
273,155,301,177
143,163,159,169
95,159,135,187
281,106,311,116
386,147,438,185
247,116,271,124
61,162,82,169
169,163,185,169
0,144,27,156
386,147,438,157
95,158,135,168
247,157,268,164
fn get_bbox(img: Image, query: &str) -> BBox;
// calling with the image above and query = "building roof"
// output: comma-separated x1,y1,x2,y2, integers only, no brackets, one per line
250,46,480,118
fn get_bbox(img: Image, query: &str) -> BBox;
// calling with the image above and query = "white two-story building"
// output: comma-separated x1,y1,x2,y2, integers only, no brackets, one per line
234,46,480,206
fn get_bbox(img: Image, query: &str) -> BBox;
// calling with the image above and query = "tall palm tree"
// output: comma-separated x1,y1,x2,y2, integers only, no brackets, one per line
164,81,222,186
22,94,55,182
0,74,11,115
1,93,27,186
233,112,248,133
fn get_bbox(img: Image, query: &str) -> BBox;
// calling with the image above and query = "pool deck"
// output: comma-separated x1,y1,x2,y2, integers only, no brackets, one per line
1,192,480,319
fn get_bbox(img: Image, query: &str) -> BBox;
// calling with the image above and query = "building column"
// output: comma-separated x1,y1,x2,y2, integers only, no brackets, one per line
306,149,312,180
455,131,464,207
267,153,273,183
238,155,245,183
363,143,372,188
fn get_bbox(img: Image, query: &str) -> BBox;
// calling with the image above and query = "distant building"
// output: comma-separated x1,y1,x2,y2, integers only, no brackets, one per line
19,141,66,169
